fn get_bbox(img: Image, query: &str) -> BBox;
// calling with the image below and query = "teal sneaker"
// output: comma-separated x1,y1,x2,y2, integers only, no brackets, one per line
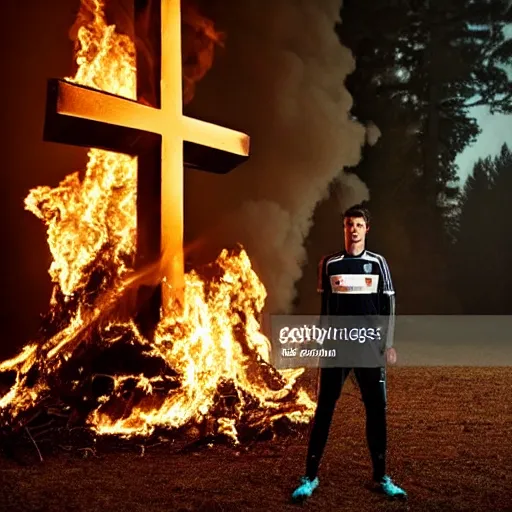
291,476,320,501
378,475,407,499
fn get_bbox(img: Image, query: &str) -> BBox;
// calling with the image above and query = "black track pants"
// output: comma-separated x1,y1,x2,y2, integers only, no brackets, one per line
305,366,387,482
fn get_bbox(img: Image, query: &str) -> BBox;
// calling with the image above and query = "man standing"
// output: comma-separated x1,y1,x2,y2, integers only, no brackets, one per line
291,204,407,501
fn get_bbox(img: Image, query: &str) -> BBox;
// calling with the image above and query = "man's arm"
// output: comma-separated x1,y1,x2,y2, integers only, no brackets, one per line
317,256,330,316
378,255,396,351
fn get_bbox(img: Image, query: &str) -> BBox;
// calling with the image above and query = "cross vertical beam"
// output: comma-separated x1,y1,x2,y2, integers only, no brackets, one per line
160,0,185,305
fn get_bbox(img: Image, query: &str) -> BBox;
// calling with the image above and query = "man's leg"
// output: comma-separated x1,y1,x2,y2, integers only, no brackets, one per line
354,366,407,498
354,366,387,481
305,367,350,479
291,367,350,501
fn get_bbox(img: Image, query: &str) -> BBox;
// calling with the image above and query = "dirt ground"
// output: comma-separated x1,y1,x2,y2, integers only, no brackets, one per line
0,367,511,512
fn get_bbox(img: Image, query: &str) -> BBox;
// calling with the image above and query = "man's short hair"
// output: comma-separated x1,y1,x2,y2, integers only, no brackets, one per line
343,204,371,226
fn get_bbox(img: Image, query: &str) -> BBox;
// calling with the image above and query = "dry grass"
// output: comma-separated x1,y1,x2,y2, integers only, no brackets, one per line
1,367,511,511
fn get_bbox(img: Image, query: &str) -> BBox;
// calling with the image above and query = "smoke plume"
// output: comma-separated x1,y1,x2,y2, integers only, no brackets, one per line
185,0,369,312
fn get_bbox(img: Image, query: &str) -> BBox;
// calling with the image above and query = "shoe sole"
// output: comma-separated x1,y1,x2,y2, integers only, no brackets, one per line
291,495,309,505
383,491,408,500
367,482,408,500
291,490,317,504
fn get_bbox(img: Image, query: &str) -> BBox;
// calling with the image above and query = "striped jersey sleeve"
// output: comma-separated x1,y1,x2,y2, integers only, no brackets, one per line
375,254,396,350
317,256,328,293
376,254,395,295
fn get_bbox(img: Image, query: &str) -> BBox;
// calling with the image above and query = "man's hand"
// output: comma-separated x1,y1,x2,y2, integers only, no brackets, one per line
386,347,397,365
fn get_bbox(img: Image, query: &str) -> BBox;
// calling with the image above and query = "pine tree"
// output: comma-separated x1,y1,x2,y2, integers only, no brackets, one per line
485,144,512,313
453,156,494,312
454,144,512,313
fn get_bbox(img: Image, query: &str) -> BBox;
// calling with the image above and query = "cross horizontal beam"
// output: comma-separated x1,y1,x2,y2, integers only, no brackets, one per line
44,79,249,172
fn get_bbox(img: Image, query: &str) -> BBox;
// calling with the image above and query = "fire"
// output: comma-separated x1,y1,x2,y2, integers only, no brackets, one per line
0,0,314,442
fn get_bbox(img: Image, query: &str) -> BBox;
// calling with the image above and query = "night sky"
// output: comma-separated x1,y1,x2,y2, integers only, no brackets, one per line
0,1,510,360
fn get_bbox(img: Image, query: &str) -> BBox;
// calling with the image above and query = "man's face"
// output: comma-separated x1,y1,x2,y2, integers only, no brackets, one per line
344,216,368,245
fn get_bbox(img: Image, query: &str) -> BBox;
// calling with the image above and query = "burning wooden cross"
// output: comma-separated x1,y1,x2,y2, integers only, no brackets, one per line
43,0,249,312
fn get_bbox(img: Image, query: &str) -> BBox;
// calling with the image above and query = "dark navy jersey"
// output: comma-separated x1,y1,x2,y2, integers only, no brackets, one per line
317,249,396,349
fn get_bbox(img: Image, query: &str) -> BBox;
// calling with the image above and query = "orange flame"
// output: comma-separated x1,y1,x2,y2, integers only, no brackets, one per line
0,0,314,441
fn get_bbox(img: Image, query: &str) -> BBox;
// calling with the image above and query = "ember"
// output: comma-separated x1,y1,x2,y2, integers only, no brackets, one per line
0,0,314,454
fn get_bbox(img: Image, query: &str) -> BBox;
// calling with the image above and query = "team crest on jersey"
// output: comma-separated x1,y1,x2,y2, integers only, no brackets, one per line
363,263,372,274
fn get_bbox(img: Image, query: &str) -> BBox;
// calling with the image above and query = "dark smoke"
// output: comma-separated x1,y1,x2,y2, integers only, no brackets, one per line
185,0,370,312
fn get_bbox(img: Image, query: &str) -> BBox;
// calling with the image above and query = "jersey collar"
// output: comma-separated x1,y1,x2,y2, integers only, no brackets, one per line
343,248,366,258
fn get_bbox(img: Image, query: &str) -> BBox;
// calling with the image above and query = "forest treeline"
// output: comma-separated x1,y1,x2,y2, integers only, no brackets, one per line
335,0,512,314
